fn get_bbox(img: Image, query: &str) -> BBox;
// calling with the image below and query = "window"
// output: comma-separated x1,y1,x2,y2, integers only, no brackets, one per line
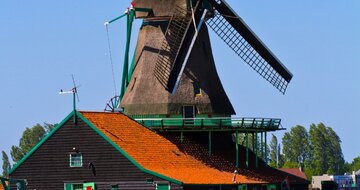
65,183,95,190
146,178,154,184
110,184,119,190
193,82,201,96
72,184,83,190
156,183,170,190
70,153,82,167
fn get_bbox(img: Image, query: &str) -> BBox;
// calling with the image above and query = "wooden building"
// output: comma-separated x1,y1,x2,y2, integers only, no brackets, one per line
8,111,308,190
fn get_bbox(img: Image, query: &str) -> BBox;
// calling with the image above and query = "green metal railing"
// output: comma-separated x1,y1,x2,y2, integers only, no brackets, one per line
135,117,282,131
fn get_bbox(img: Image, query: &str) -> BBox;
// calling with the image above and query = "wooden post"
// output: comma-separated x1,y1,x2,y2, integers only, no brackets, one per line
246,132,249,168
235,130,239,167
208,131,212,156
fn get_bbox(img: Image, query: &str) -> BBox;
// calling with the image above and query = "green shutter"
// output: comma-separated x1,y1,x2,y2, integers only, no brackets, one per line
157,184,169,190
110,184,119,190
238,184,247,190
64,183,72,190
16,181,26,190
268,184,277,190
83,182,95,190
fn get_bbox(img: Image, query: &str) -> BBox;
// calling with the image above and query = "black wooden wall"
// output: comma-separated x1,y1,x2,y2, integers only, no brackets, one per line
10,116,182,190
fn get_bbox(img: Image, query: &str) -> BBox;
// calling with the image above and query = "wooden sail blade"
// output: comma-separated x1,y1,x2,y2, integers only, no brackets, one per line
153,6,193,90
206,0,293,94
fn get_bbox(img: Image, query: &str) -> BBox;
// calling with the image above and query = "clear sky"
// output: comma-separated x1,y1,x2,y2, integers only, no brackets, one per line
0,0,359,174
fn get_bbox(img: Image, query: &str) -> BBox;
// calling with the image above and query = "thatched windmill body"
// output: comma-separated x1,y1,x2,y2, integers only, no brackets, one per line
105,0,293,119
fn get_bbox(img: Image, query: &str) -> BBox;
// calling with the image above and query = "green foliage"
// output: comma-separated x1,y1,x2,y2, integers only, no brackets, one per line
348,156,360,172
43,123,55,134
10,123,56,163
277,144,284,168
282,125,310,166
269,134,278,167
309,123,345,175
1,151,11,177
282,161,299,168
281,123,345,180
343,162,351,173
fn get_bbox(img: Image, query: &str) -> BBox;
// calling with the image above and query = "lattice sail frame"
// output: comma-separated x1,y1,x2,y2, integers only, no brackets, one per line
206,12,289,94
154,6,192,89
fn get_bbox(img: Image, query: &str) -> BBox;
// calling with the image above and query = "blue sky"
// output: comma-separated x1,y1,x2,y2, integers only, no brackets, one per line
0,0,359,174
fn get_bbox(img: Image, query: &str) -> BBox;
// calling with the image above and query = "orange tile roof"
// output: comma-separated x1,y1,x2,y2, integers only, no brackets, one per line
0,181,6,190
279,168,307,180
80,111,265,185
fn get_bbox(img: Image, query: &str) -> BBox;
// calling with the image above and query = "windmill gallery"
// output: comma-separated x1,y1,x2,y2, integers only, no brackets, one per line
3,0,309,190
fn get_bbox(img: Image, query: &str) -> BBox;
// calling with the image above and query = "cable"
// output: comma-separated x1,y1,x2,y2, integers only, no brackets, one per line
105,24,118,96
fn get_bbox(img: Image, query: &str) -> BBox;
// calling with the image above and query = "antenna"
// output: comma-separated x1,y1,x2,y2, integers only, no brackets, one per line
59,75,81,123
71,74,80,102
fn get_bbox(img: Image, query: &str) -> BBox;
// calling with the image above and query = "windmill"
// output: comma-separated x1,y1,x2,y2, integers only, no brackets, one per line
105,0,293,119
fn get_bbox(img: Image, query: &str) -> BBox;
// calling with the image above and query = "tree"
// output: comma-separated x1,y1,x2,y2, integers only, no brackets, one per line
43,123,56,134
309,123,345,175
282,161,299,169
349,156,360,172
277,144,284,167
282,125,310,167
269,134,278,168
1,151,11,177
10,124,47,163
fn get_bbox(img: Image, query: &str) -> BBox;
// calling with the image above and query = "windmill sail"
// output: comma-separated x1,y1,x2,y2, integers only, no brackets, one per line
154,6,193,89
154,2,204,93
206,0,293,94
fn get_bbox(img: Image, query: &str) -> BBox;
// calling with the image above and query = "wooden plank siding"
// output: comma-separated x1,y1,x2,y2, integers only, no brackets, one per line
10,116,182,190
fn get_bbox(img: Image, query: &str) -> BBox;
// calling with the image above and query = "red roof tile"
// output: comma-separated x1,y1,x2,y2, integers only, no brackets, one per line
279,168,307,180
80,111,265,185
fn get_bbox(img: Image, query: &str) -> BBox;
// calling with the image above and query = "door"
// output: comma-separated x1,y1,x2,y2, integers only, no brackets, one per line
183,106,195,125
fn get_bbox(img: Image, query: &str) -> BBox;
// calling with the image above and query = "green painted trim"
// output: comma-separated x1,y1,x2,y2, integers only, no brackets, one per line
73,93,75,119
261,132,264,160
246,132,249,168
149,129,279,133
235,130,239,167
255,133,258,168
9,111,75,174
76,112,182,185
265,132,267,164
208,131,212,156
120,10,135,101
107,13,127,24
134,7,153,13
